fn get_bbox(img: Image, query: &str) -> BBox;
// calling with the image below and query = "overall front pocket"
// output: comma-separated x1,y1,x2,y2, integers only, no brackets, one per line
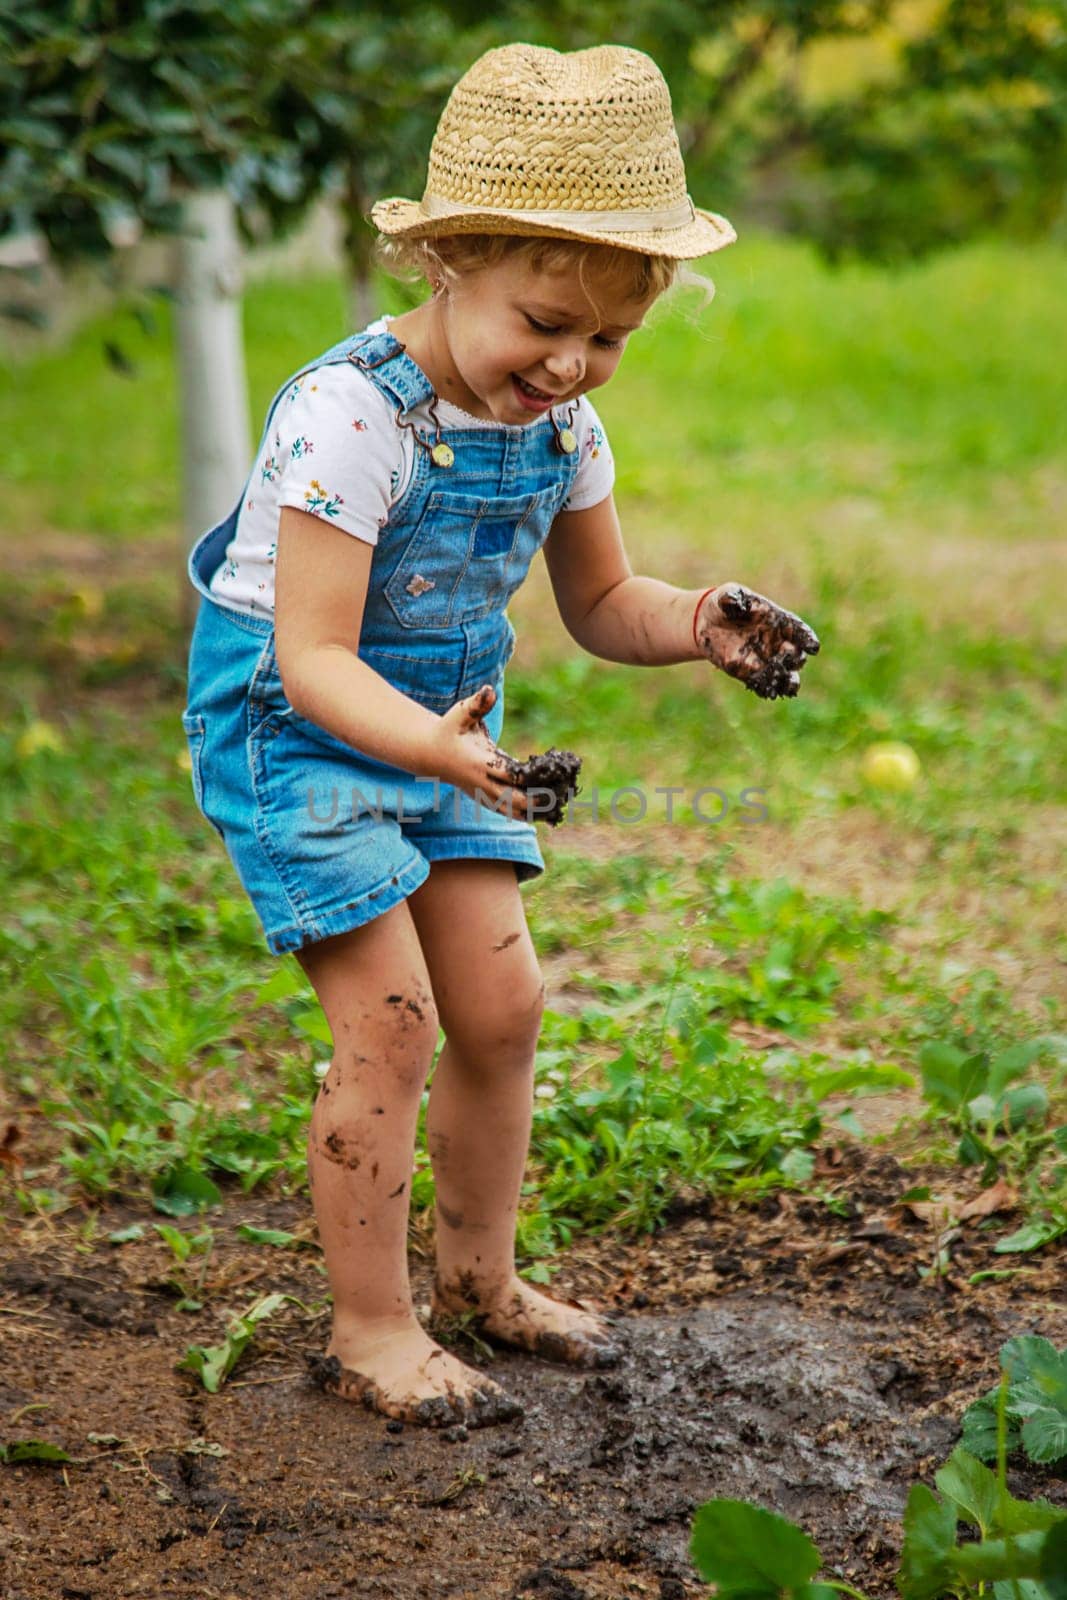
384,484,560,630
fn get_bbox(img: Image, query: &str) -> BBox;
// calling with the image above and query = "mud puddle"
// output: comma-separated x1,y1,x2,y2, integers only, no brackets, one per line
2,1155,1065,1599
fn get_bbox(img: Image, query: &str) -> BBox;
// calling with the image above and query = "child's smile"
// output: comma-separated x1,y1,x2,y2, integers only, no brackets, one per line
394,255,651,426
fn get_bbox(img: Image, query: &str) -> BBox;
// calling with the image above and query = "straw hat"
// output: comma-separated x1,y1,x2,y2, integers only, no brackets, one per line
371,43,735,260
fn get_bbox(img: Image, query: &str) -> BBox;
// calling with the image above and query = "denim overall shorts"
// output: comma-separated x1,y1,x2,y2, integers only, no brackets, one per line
183,330,581,955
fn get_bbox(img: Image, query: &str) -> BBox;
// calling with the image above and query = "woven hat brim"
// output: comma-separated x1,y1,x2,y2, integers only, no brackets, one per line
371,199,736,261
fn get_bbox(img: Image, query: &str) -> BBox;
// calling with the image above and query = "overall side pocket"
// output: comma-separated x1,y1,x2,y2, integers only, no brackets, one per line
180,711,224,839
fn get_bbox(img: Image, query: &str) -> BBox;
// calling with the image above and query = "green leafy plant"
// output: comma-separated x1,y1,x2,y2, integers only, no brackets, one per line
153,1222,215,1311
526,1018,823,1250
178,1292,290,1393
962,1338,1067,1474
917,1035,1056,1171
690,1445,1065,1599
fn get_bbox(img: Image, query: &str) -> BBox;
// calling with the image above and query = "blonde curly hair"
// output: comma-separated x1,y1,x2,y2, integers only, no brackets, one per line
377,231,681,312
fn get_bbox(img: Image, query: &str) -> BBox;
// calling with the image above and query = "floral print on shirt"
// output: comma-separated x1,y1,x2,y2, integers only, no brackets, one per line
304,479,344,518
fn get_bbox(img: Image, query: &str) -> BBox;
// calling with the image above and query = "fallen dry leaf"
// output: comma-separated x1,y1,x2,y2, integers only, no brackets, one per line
957,1177,1018,1222
905,1198,958,1228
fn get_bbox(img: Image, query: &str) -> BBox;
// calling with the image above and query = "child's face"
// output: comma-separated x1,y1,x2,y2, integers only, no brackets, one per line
432,252,653,425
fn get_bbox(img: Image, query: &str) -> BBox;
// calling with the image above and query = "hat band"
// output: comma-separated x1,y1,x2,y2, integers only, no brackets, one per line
422,193,697,233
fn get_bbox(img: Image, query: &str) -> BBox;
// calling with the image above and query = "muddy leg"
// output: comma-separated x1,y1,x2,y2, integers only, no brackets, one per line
297,907,522,1426
408,862,621,1368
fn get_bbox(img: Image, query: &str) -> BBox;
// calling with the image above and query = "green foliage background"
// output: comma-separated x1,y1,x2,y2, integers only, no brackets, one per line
2,0,1064,283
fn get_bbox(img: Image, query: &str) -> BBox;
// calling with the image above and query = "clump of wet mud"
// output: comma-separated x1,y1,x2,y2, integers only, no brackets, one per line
497,747,583,826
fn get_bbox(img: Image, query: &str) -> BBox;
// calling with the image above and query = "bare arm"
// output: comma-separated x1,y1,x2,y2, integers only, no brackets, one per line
543,495,820,697
273,508,524,808
543,494,705,664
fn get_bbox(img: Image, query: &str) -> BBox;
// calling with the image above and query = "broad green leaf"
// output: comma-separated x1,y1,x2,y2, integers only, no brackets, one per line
935,1447,1000,1538
919,1041,985,1113
991,1583,1049,1600
291,1005,332,1045
690,1499,821,1592
986,1039,1049,1101
778,1148,815,1183
1021,1410,1067,1466
1001,1339,1067,1405
236,1225,299,1248
152,1164,222,1216
997,1084,1049,1131
898,1483,958,1600
954,1530,1048,1583
995,1221,1064,1255
107,1223,145,1243
257,966,306,1003
1039,1520,1067,1600
0,1440,71,1465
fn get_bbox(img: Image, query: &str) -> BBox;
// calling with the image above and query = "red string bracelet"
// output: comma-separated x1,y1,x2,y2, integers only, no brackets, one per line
692,586,718,652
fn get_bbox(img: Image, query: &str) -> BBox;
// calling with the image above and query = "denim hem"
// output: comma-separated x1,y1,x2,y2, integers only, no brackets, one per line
263,855,430,954
416,837,545,882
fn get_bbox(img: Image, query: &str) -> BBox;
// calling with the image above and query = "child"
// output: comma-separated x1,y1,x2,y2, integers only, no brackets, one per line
183,42,819,1429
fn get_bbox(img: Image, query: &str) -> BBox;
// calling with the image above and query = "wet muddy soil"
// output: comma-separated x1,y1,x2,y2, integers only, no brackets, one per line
497,749,583,827
1,1146,1064,1600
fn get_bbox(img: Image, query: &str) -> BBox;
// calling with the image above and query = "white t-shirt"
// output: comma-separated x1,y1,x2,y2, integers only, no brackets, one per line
209,320,615,618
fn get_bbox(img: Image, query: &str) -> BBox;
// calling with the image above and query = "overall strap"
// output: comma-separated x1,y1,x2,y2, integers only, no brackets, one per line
344,330,437,414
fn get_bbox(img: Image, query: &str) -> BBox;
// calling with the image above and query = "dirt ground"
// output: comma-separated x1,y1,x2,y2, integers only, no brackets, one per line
2,1145,1064,1600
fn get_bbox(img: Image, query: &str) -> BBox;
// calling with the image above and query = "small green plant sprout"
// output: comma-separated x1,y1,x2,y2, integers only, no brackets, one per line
179,1292,290,1393
153,1222,214,1312
917,1037,1052,1172
961,1338,1067,1474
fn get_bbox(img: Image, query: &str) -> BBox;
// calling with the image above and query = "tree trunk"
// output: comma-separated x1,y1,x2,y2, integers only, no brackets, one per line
342,164,380,334
174,189,252,632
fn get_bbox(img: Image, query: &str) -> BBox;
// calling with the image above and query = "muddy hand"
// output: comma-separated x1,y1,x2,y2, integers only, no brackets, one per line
434,685,527,818
695,584,820,700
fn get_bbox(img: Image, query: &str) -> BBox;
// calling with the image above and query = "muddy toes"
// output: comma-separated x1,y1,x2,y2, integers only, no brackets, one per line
469,1384,525,1425
304,1352,379,1410
412,1394,464,1428
532,1330,624,1370
304,1352,521,1428
409,1384,523,1429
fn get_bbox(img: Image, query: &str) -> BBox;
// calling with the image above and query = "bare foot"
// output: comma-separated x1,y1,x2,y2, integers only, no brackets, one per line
433,1272,622,1368
305,1323,522,1427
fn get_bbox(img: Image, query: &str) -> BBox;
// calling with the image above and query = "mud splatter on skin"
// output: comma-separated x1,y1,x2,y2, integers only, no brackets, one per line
386,993,429,1024
304,1353,523,1427
428,1131,450,1163
322,1131,361,1170
696,584,821,701
371,1161,379,1182
437,1201,464,1230
492,931,521,953
434,1277,624,1369
388,1181,406,1199
495,747,582,826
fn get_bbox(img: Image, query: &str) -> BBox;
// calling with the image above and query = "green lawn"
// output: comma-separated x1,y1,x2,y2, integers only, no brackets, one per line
1,230,1064,1254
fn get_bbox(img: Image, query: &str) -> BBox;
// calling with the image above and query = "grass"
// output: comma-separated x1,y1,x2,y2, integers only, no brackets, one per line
1,229,1065,1251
